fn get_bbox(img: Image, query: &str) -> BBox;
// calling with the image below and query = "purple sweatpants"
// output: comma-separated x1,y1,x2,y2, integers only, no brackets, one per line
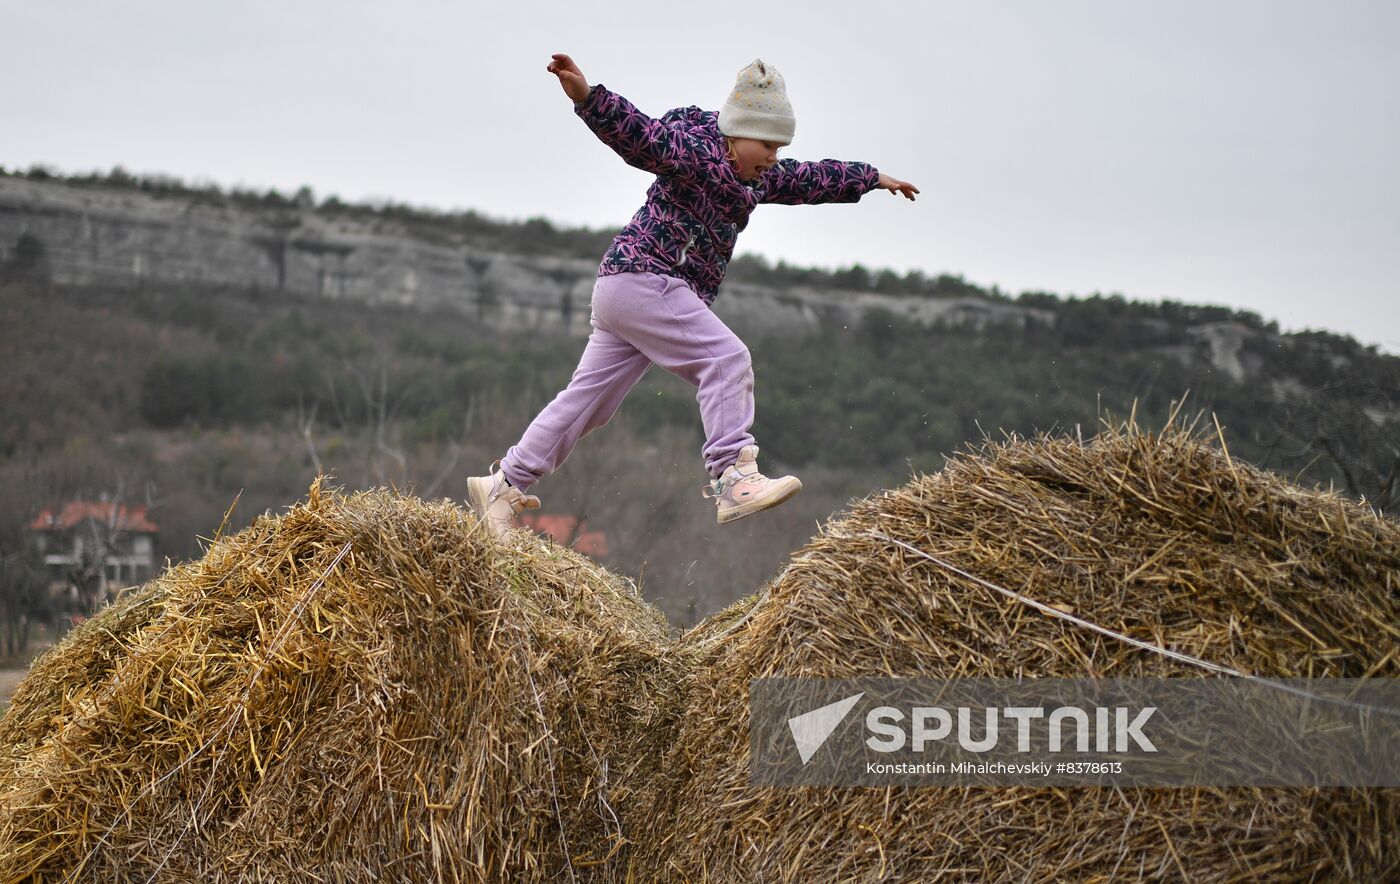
499,271,756,491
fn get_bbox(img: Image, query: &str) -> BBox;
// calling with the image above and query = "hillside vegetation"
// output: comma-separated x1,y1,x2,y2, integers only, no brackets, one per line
1,166,1397,626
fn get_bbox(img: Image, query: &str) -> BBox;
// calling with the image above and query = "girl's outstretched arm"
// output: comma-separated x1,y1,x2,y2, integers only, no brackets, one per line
761,161,921,205
760,158,882,205
546,52,697,178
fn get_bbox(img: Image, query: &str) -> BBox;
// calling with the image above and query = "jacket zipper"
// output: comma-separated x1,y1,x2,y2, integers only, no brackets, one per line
673,231,697,269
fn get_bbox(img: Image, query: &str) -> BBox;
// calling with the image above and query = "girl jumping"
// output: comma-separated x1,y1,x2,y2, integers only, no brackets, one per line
469,53,919,537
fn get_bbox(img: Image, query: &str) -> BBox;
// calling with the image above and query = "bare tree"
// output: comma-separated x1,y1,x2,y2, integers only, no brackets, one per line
297,396,324,476
67,479,136,615
0,543,48,657
420,396,475,499
298,355,477,497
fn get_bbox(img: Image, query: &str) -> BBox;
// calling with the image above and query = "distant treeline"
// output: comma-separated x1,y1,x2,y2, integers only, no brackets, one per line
3,264,1395,504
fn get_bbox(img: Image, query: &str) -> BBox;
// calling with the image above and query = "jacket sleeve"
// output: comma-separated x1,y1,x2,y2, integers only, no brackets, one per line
759,158,881,205
574,83,698,178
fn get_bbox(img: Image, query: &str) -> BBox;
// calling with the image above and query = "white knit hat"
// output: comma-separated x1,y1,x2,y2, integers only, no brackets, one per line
718,59,795,145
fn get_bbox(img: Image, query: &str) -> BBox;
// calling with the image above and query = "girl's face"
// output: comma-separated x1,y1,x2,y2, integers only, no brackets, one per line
728,137,784,182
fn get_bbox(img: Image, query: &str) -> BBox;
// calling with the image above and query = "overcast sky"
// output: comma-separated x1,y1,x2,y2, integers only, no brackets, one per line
4,1,1397,353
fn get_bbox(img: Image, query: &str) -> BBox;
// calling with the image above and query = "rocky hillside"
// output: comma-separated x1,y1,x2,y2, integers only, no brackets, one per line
0,173,1323,389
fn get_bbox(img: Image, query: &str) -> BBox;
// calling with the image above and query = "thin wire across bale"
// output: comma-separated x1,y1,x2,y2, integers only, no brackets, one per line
0,479,676,882
635,412,1399,882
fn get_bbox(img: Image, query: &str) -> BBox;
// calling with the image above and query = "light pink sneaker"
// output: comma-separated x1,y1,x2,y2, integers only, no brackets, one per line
703,445,802,525
467,462,541,538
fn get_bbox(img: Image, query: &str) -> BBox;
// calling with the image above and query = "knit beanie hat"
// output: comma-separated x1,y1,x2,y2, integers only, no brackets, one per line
718,59,795,145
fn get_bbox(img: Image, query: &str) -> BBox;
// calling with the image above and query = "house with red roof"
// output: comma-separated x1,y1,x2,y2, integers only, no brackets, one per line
29,497,160,598
518,513,609,558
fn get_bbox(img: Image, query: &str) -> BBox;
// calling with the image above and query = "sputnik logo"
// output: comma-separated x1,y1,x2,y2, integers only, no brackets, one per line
787,692,864,764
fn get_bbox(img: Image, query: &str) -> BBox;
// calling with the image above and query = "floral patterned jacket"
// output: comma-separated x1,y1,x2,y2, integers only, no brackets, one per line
574,83,880,304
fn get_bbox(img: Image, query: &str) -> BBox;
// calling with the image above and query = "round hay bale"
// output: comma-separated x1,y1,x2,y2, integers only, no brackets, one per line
637,418,1400,882
0,578,169,757
0,479,675,882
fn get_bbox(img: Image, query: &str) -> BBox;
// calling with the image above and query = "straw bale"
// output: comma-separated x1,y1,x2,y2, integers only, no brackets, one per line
637,416,1399,882
0,478,675,882
0,578,169,761
3,415,1395,882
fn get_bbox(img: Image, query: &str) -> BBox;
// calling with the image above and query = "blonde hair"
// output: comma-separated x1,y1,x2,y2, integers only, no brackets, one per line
725,136,781,160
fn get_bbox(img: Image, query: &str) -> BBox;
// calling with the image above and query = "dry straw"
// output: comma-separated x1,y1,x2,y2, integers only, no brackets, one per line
1,410,1396,882
637,410,1399,882
0,480,676,881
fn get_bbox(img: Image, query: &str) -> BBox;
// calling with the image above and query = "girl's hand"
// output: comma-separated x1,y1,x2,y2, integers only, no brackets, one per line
547,53,591,104
878,173,920,201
